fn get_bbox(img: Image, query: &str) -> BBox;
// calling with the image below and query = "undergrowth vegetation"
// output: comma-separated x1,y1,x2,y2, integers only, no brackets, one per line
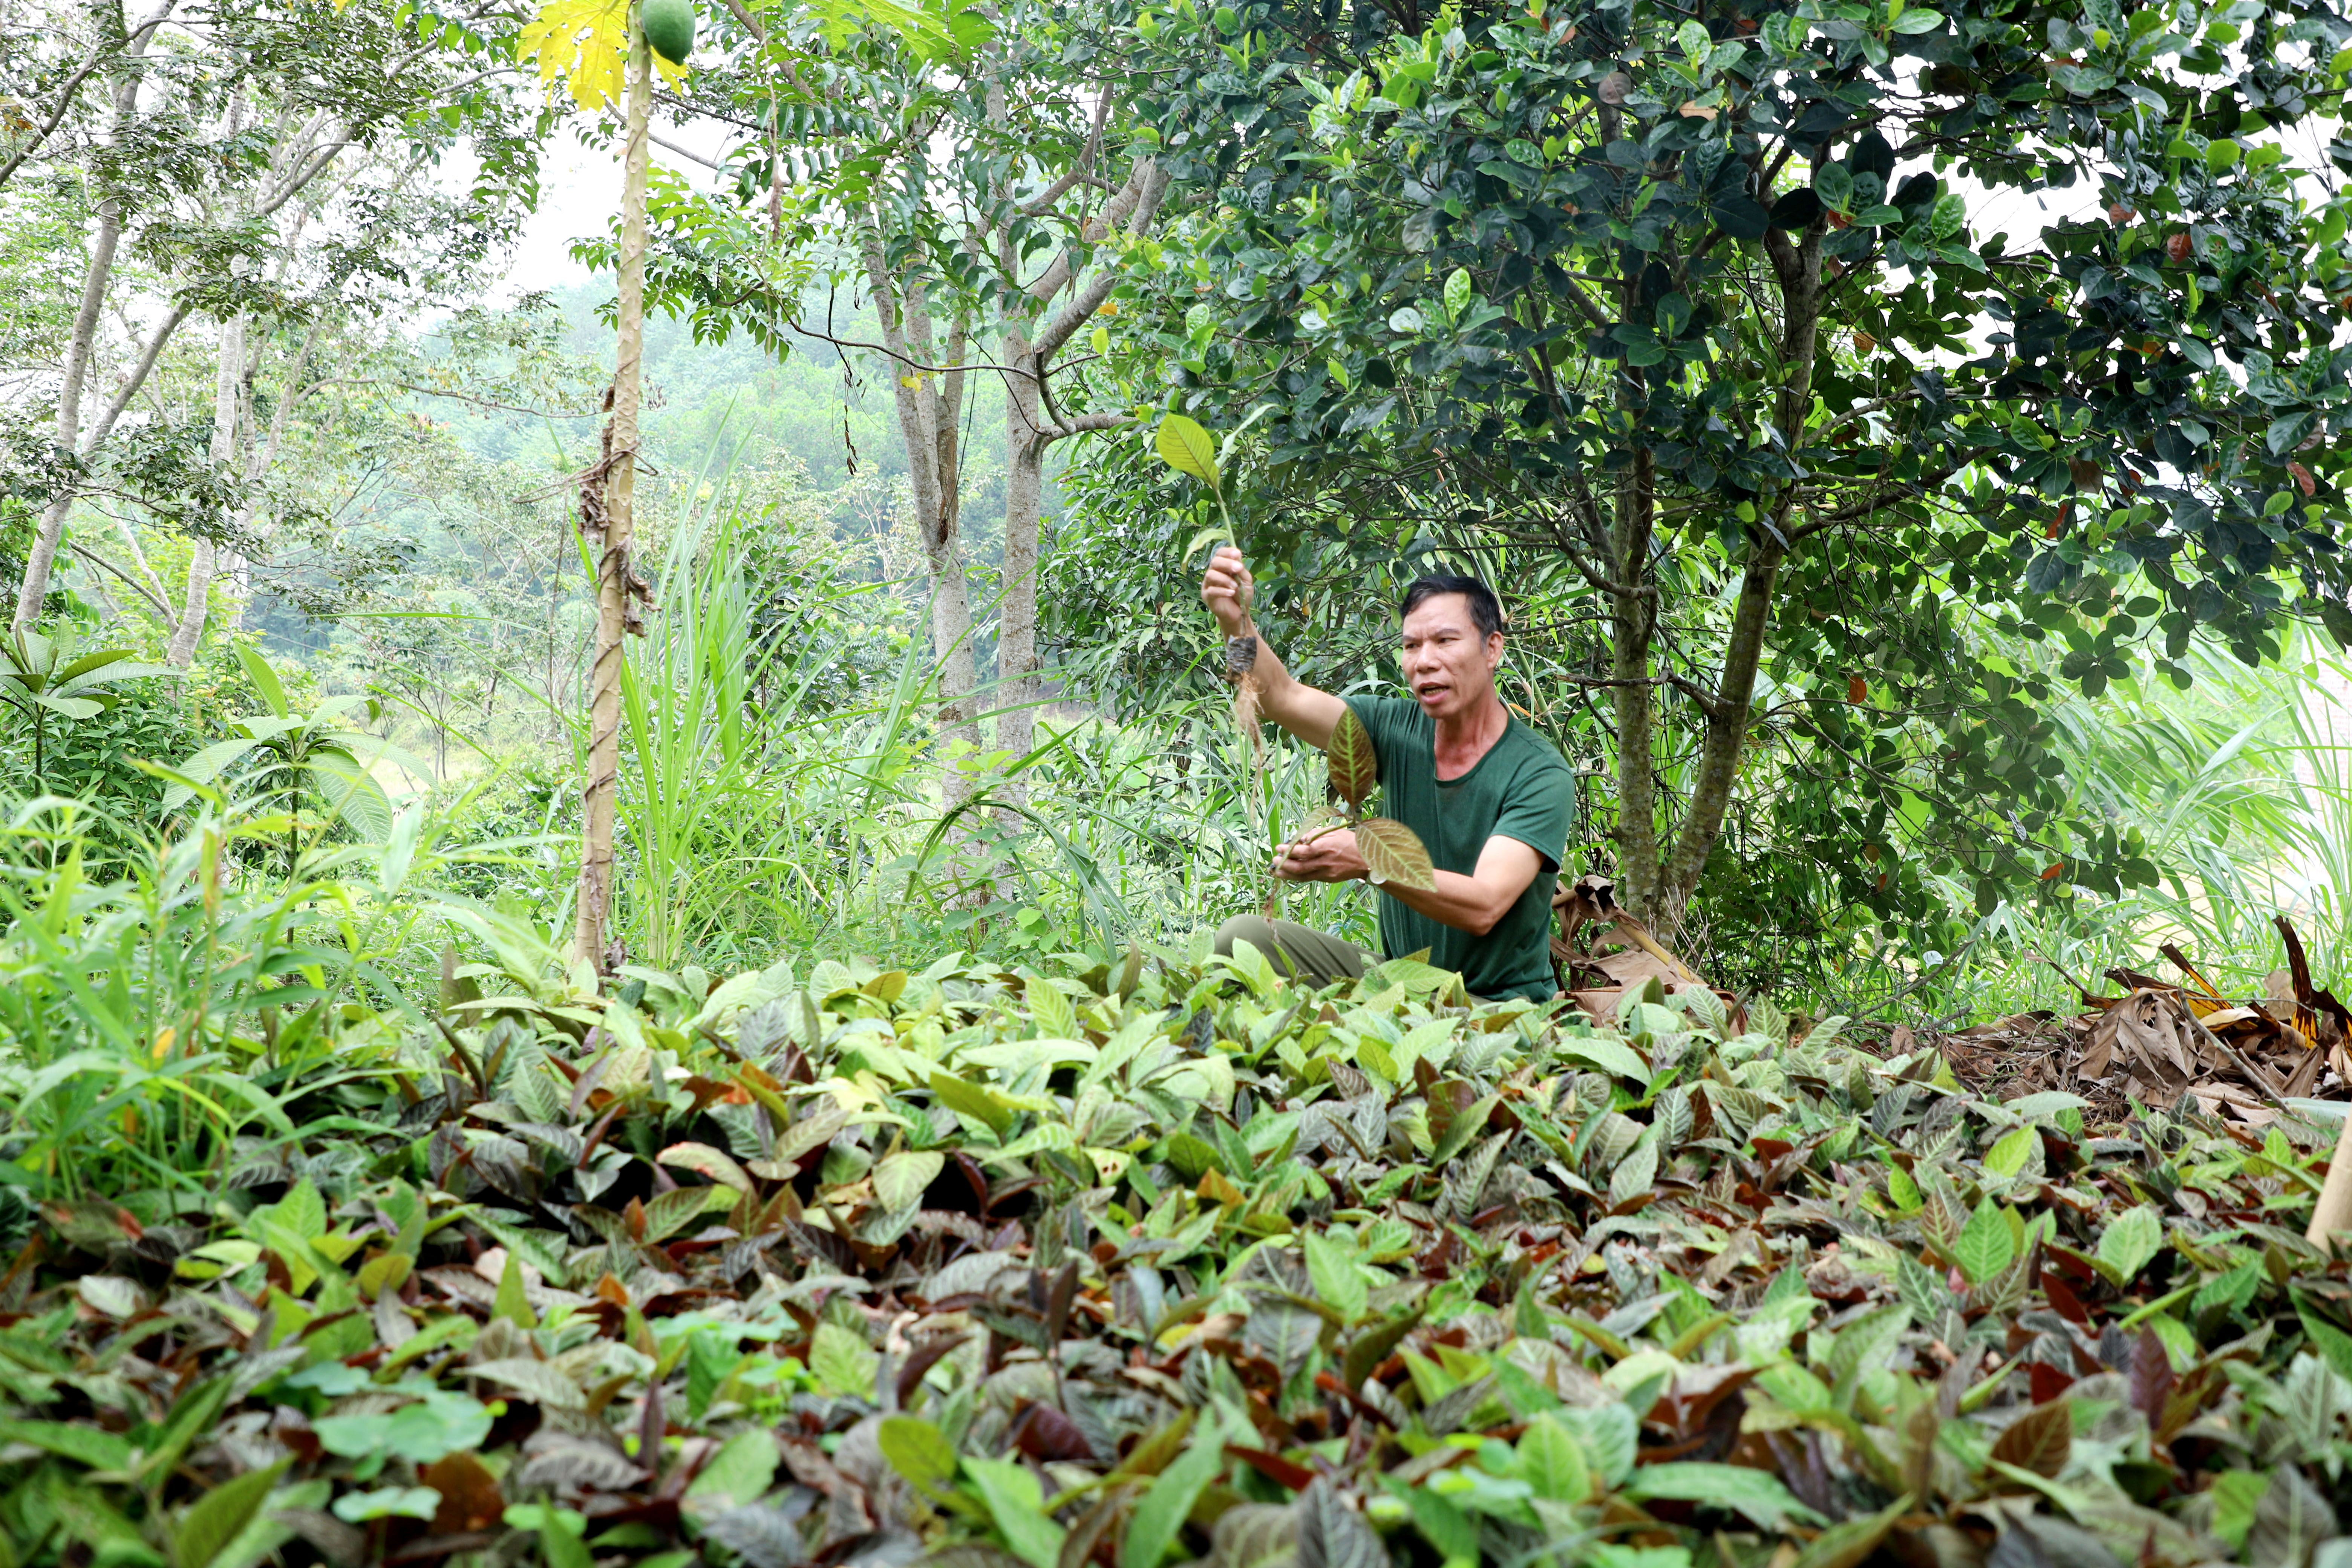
5,849,2352,1568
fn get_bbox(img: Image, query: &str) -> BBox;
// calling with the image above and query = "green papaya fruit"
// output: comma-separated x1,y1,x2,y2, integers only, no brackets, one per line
641,0,694,64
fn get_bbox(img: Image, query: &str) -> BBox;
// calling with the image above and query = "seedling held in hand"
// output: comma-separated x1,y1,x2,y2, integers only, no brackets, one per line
1297,706,1437,890
1155,413,1436,897
1158,413,1281,909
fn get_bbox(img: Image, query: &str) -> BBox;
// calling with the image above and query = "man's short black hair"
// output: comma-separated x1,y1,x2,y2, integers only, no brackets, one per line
1401,573,1504,640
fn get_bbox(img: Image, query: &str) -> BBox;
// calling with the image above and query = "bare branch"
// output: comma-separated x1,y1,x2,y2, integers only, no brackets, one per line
1020,92,1113,216
1040,410,1131,444
648,129,725,168
315,377,600,419
65,540,174,621
1024,153,1164,310
85,303,192,452
1032,159,1167,359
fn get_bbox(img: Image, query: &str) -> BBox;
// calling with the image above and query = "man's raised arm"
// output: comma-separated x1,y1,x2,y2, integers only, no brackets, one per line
1199,545,1349,749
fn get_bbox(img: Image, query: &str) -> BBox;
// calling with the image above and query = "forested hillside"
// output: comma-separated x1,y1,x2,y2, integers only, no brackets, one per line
7,0,2352,1561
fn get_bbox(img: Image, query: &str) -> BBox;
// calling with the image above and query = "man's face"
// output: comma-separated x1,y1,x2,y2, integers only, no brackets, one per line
1399,593,1502,722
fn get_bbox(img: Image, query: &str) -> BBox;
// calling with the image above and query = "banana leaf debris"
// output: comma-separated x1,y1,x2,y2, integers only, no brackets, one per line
13,943,2352,1568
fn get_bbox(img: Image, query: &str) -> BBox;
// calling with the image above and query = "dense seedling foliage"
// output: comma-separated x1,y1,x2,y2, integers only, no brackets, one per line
9,871,2352,1568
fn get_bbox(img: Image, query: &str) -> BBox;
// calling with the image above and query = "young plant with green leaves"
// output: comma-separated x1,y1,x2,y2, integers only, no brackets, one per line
1158,412,1283,903
162,648,425,850
13,906,2352,1568
0,629,172,795
1311,704,1437,890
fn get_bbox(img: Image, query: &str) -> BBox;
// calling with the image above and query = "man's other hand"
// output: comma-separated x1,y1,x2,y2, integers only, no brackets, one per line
1274,828,1366,884
1201,544,1255,639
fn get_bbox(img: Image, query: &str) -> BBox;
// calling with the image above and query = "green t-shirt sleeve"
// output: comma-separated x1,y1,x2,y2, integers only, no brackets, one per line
1490,754,1573,873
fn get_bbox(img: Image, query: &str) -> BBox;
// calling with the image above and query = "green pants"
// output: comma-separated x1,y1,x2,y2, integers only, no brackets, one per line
1213,915,1372,988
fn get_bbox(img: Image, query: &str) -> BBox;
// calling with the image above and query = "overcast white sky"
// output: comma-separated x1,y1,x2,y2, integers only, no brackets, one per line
494,120,739,303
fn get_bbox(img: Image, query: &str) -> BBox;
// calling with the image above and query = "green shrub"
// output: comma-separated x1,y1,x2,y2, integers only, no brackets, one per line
0,677,212,864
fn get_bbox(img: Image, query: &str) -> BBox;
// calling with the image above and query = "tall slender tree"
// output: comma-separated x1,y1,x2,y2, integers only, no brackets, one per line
622,0,1172,810
572,16,656,971
513,0,676,967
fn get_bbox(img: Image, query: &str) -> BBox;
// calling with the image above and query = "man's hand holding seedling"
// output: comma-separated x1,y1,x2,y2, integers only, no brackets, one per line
1274,828,1367,884
1201,544,1254,639
1195,546,1347,747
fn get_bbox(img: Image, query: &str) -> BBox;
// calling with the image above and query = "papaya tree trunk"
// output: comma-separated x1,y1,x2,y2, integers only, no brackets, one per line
571,13,653,972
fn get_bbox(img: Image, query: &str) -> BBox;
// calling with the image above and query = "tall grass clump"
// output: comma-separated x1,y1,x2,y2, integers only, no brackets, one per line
0,783,529,1233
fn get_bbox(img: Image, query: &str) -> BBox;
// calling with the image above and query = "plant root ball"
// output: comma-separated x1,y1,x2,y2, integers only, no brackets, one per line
642,0,694,64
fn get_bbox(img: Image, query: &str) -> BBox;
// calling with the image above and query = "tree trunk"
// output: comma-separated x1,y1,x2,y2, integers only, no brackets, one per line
166,311,247,666
991,155,1165,802
920,316,978,801
1609,443,1660,920
13,41,149,632
1653,225,1826,922
1592,99,1665,923
570,15,652,972
860,218,980,800
1655,542,1782,919
997,325,1046,793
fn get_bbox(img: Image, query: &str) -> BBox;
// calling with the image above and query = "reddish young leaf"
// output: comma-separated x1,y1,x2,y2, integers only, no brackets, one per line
1989,1398,2072,1478
2038,1269,2090,1325
425,1453,507,1535
1010,1402,1095,1463
2027,1362,2075,1404
1227,1444,1318,1490
2128,1328,2175,1426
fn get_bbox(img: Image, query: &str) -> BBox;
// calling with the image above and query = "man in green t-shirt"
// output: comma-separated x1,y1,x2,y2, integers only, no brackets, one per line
1200,545,1574,1002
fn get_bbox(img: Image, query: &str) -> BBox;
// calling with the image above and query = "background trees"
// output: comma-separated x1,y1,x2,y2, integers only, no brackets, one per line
591,0,1172,815
1057,0,2352,958
3,0,2350,1004
2,0,546,658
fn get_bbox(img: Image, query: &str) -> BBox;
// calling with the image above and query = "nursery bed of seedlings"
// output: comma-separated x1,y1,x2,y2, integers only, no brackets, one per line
6,936,2352,1568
